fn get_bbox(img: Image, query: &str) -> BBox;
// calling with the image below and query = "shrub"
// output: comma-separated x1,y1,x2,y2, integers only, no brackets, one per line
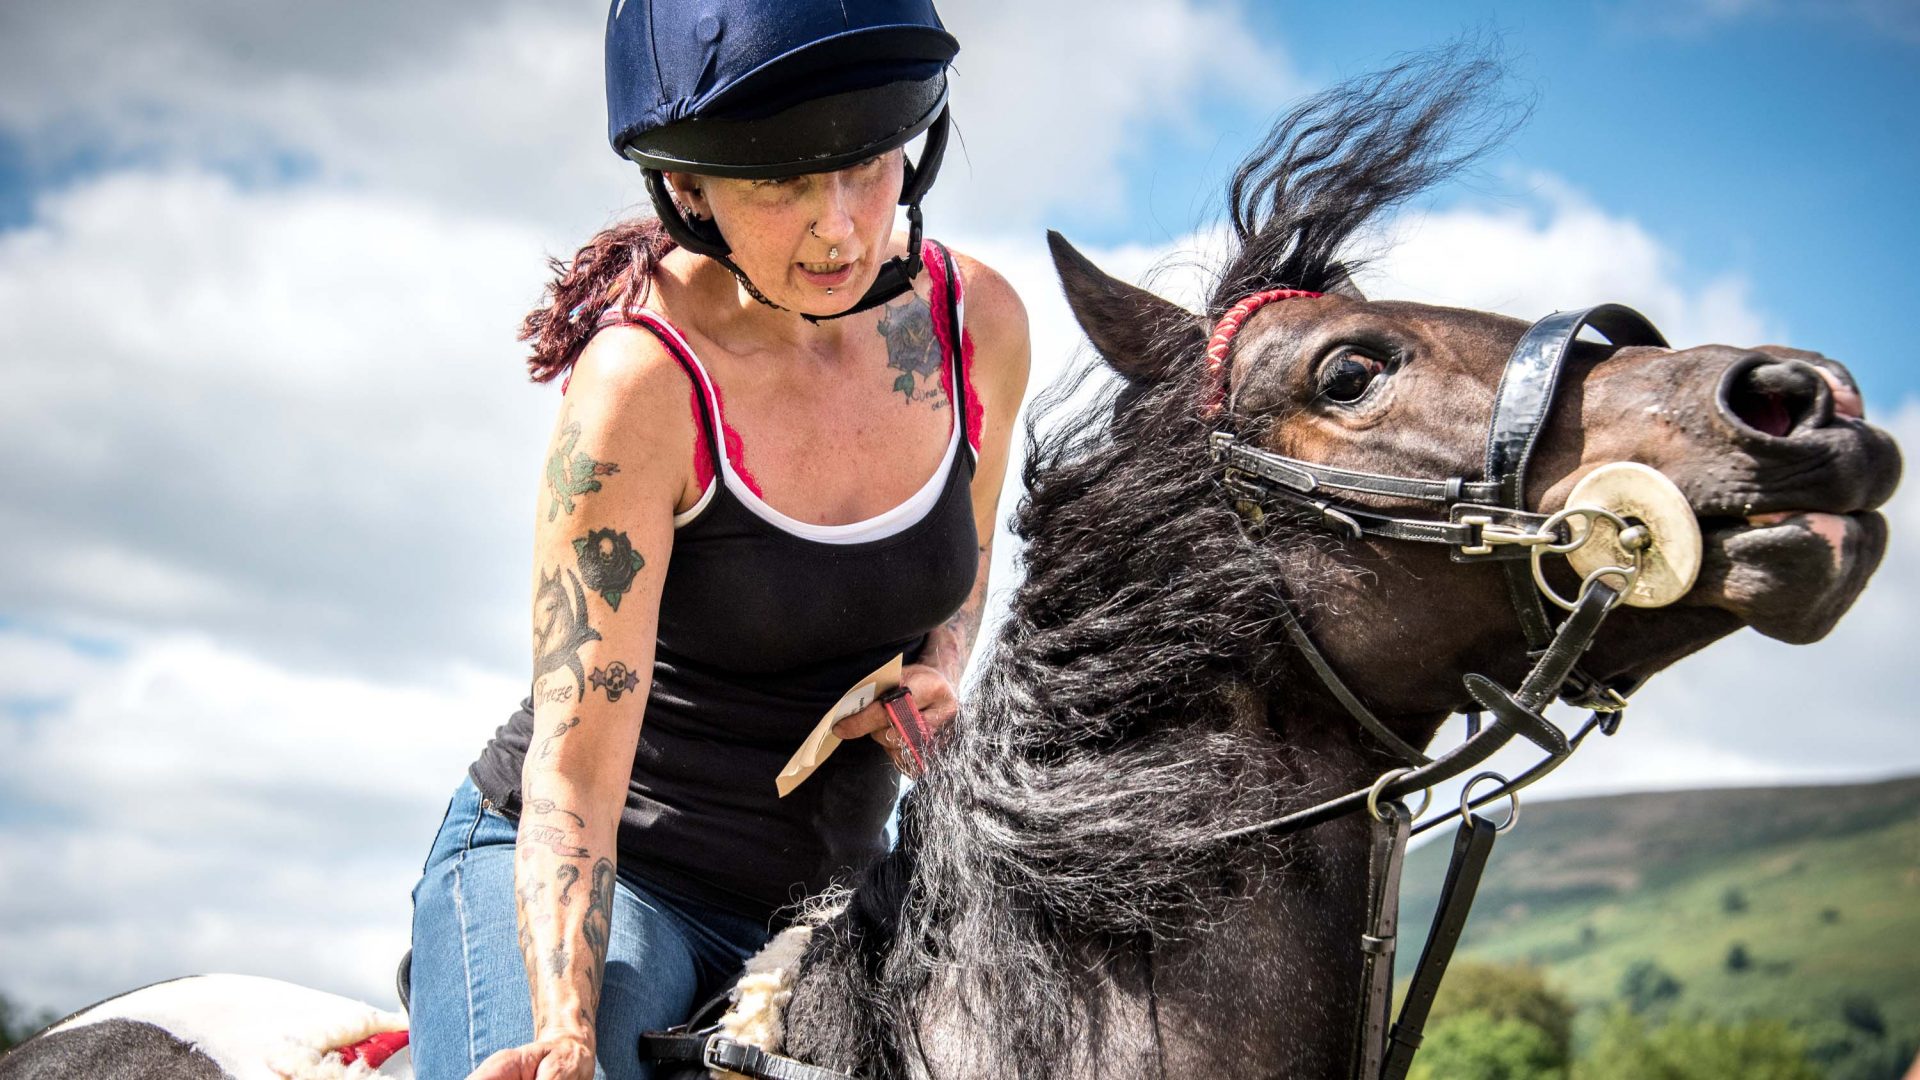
1725,942,1752,972
1409,1013,1566,1080
1578,1009,1821,1080
1618,960,1684,1014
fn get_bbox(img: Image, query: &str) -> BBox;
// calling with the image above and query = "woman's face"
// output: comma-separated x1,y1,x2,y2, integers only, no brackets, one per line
672,151,905,317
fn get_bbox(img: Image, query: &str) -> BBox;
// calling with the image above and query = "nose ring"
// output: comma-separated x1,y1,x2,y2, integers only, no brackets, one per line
811,222,840,262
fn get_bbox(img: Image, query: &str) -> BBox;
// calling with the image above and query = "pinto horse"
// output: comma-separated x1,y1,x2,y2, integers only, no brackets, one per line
2,53,1901,1080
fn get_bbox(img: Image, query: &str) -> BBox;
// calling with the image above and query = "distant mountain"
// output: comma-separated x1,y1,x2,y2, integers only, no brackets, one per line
1395,774,1920,1039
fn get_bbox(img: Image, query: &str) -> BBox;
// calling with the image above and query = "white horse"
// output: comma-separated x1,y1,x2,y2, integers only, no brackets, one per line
0,975,412,1080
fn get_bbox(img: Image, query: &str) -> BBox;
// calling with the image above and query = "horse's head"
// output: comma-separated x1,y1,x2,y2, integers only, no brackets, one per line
1050,231,1901,726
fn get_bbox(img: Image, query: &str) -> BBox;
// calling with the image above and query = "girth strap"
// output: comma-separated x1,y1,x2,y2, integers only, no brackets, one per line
1381,814,1499,1080
641,1030,856,1080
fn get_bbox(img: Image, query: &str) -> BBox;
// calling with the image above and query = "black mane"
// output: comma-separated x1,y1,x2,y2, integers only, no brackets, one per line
799,49,1516,1079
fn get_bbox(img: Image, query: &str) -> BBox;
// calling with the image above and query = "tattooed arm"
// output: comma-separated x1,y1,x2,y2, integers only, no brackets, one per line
472,326,700,1080
921,249,1028,689
835,249,1030,765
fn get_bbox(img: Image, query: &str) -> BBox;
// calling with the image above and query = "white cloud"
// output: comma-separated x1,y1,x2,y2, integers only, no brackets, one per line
0,626,512,1013
1362,174,1778,346
935,0,1301,229
0,169,555,679
0,0,1298,241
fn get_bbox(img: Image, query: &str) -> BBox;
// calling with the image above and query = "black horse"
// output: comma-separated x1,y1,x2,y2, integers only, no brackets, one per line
770,53,1901,1079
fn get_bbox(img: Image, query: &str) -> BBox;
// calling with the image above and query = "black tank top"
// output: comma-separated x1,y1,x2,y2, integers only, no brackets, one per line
470,243,980,922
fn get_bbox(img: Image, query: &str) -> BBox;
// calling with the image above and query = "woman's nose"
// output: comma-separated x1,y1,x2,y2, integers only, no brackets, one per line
810,178,856,248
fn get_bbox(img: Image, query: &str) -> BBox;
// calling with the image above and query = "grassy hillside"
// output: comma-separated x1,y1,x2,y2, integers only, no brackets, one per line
1395,774,1920,1040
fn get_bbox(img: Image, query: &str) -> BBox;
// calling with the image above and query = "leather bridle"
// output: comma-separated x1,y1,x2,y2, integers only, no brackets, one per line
1200,292,1675,1079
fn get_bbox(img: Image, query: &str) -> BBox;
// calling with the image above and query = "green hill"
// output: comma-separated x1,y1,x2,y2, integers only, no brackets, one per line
1395,774,1920,1044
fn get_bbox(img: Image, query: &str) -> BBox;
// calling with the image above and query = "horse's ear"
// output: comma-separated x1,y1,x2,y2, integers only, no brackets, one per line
1320,262,1367,301
1049,230,1204,383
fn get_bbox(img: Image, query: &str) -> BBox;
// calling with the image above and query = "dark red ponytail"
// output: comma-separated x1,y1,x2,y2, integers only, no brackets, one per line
520,217,678,384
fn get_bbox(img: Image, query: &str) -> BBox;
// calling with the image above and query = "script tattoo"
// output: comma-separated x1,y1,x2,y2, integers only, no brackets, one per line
528,799,586,828
582,858,615,1016
533,566,601,698
573,527,645,611
877,298,945,405
545,409,620,521
522,823,589,859
540,684,575,705
537,716,580,760
589,662,643,703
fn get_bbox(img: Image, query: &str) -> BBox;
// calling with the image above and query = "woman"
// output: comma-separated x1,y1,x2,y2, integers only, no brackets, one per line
406,2,1029,1078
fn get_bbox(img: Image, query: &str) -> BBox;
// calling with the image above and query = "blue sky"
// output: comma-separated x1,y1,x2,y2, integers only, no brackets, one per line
0,0,1914,1017
1038,1,1920,407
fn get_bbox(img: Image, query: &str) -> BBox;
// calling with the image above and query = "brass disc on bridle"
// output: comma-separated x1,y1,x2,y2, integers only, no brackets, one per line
1562,462,1703,608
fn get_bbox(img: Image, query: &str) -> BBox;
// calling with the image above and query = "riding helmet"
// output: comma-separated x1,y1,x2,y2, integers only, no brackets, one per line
605,0,959,319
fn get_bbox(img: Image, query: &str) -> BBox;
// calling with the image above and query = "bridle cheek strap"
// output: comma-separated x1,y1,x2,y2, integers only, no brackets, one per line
1202,288,1323,413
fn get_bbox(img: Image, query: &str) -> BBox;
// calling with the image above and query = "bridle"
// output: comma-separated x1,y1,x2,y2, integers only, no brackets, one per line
1199,290,1689,1079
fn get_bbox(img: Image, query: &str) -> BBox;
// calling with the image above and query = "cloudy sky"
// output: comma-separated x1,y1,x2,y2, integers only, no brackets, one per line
1,0,1915,1018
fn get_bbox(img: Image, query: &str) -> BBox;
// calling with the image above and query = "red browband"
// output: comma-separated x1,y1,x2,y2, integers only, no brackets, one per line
1202,288,1323,412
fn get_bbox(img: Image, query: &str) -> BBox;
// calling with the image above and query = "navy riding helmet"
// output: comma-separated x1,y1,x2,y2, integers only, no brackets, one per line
606,0,959,320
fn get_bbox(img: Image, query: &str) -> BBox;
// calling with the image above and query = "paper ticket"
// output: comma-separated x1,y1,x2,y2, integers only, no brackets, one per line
775,653,904,797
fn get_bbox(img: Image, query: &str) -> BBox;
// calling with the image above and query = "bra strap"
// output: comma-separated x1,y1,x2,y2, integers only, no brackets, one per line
601,310,726,481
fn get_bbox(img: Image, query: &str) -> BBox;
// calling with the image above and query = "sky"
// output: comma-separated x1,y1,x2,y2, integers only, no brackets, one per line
0,0,1915,1018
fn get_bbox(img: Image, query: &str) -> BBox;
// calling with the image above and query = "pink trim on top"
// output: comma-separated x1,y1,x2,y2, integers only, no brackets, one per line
572,307,764,498
922,241,984,458
563,243,981,502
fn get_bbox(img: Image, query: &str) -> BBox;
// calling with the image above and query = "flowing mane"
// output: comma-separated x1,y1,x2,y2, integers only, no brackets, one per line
797,51,1519,1077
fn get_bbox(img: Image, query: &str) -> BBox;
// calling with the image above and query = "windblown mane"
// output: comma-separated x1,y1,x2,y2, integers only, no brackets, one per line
799,50,1513,1078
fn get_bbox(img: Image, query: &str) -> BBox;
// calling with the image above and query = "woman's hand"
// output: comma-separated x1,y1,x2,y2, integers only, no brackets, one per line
467,1033,596,1080
832,663,959,774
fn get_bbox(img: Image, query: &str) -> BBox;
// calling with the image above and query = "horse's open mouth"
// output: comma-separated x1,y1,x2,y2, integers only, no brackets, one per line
1687,509,1889,643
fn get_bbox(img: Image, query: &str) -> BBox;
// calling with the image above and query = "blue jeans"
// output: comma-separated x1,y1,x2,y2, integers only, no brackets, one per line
408,777,774,1080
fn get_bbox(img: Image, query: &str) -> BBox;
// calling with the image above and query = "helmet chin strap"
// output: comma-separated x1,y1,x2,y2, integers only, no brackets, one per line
637,107,949,324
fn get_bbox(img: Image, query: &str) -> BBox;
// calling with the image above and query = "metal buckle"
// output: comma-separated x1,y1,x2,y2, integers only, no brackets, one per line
702,1032,729,1072
1458,514,1556,557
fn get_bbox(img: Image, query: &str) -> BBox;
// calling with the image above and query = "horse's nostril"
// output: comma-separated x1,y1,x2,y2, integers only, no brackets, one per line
1721,359,1827,439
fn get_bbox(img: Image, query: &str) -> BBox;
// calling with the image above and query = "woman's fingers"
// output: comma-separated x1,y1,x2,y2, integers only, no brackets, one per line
466,1038,595,1080
826,665,961,775
468,1045,539,1080
831,665,955,740
832,698,894,741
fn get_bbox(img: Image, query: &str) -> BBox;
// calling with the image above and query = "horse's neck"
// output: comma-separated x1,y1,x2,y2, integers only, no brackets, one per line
1147,713,1382,1077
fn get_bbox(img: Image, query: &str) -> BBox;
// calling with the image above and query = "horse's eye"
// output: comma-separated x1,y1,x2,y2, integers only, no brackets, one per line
1317,349,1387,403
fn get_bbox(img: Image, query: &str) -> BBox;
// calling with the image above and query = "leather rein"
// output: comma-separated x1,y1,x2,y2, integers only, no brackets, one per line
1199,291,1673,1079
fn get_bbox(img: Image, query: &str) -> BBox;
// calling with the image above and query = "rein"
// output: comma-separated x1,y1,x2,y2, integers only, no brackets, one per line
1198,292,1679,1079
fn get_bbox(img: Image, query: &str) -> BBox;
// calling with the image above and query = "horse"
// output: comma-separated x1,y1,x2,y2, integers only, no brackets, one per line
2,52,1900,1080
757,54,1902,1079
